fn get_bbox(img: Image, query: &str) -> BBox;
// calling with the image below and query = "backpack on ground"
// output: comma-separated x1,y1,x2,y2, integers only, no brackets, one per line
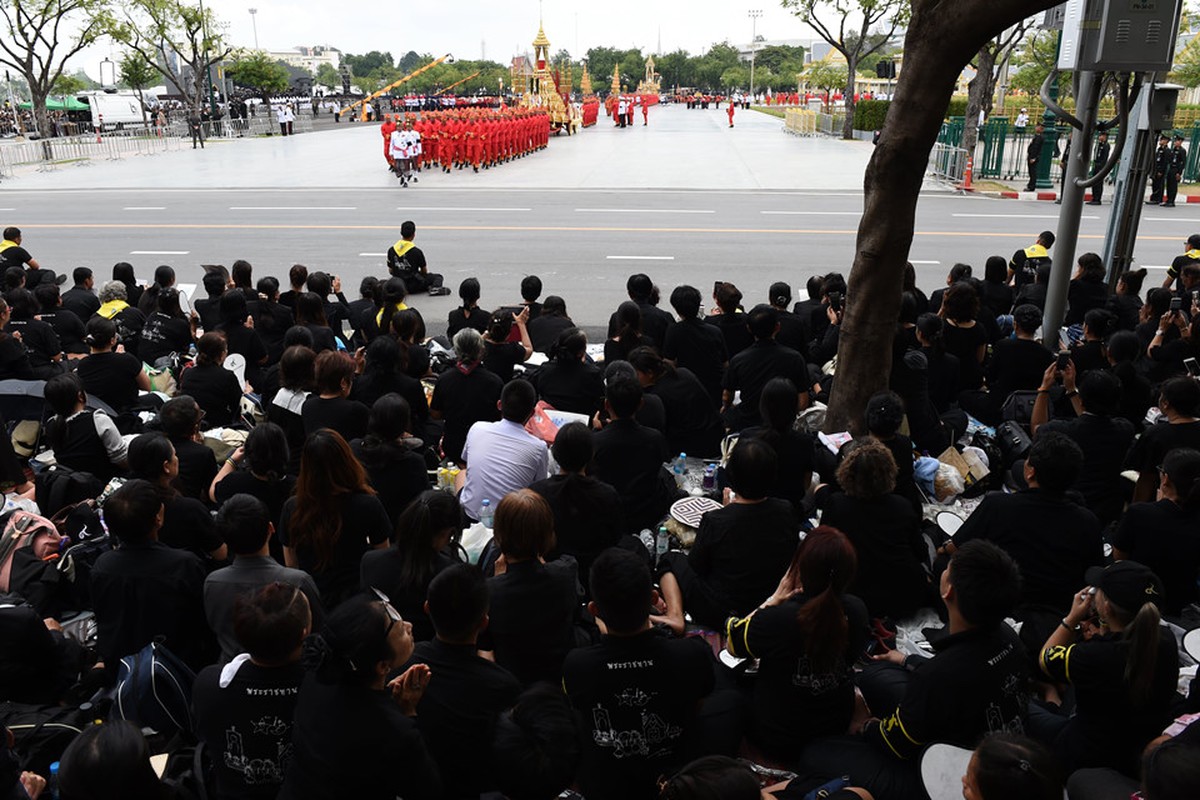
111,639,196,738
0,509,65,594
34,465,103,519
0,700,99,776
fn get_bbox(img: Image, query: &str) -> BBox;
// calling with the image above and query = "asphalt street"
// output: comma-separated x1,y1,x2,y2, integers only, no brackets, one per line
1,106,1197,332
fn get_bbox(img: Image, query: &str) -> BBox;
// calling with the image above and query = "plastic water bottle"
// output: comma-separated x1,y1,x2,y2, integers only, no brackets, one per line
478,499,493,528
638,528,655,553
49,761,60,799
673,452,687,487
655,525,670,563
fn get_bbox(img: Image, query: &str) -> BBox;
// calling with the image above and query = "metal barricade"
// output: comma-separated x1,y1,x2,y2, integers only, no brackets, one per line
928,143,968,184
978,117,1010,179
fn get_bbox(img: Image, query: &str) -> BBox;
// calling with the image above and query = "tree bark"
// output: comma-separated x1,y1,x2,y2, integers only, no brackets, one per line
824,0,1060,434
32,92,52,160
960,44,998,161
842,58,857,140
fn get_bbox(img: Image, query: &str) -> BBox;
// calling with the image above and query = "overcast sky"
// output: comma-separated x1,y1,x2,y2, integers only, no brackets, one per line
78,0,821,78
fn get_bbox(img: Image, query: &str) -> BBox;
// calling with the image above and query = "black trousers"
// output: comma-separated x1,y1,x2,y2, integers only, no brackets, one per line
1166,171,1180,204
1026,159,1038,190
1150,172,1165,202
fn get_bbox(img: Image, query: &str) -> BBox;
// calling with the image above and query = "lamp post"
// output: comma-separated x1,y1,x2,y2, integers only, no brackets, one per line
99,57,115,89
747,9,762,104
248,8,259,50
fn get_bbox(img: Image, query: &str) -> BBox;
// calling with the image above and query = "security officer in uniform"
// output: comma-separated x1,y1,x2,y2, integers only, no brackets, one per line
1165,134,1187,207
1087,130,1110,205
1164,233,1200,291
1008,230,1055,290
1149,133,1170,204
1025,123,1044,191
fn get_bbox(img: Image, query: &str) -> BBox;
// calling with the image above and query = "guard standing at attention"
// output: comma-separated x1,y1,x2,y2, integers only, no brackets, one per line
1165,134,1188,208
1087,130,1110,205
1149,133,1171,204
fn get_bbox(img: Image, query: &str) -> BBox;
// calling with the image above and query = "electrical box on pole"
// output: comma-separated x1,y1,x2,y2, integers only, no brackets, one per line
1058,0,1183,72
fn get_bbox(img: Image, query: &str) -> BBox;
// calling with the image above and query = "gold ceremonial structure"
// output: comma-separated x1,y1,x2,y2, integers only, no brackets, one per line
637,53,661,95
515,20,575,131
610,64,621,95
580,62,595,100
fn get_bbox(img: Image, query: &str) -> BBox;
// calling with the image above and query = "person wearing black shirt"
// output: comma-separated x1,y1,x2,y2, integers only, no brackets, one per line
725,526,871,760
34,283,87,357
446,277,490,338
1009,229,1054,289
386,220,447,295
531,327,604,418
1106,268,1146,331
1066,253,1110,326
766,281,810,357
90,479,213,671
518,275,543,319
180,332,243,428
951,432,1103,651
292,292,339,353
279,593,442,800
301,350,369,442
349,394,430,527
43,372,128,485
1036,562,1180,776
971,304,1053,423
705,282,754,359
1070,309,1117,378
0,299,32,382
483,307,532,382
814,439,930,620
361,490,461,642
803,541,1029,800
280,430,390,608
527,295,573,354
193,270,227,333
564,549,715,800
629,348,724,459
94,279,146,356
605,273,674,350
349,336,430,439
254,277,295,363
721,306,809,431
210,423,297,526
278,264,307,312
217,291,268,391
4,288,61,378
429,328,503,464
530,422,624,594
659,439,799,630
663,285,728,409
74,316,150,413
1125,377,1200,502
61,267,100,321
1031,369,1134,526
137,288,194,366
479,490,581,685
158,395,220,501
591,378,676,534
1112,448,1200,617
403,565,521,799
127,433,226,561
741,378,815,514
193,582,310,800
604,301,656,365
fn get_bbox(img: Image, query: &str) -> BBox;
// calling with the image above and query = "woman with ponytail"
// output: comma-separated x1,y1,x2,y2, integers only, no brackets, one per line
1070,307,1117,377
963,734,1062,800
1066,252,1109,326
1037,561,1179,776
628,346,724,459
360,490,462,641
280,592,441,800
915,312,960,414
1112,448,1200,617
210,422,296,526
724,526,870,759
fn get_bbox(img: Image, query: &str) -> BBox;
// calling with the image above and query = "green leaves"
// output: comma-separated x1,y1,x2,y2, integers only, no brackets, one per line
225,50,290,94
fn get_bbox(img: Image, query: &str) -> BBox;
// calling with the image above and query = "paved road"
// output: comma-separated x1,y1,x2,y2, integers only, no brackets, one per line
2,105,1196,332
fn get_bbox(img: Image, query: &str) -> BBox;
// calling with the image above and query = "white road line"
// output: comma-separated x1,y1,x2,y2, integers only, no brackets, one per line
0,208,15,211
761,210,861,216
228,206,358,210
123,206,165,210
910,260,942,265
952,213,1100,220
606,255,675,261
394,207,531,212
578,208,715,214
1143,217,1200,222
358,252,386,257
130,250,189,255
1142,265,1169,270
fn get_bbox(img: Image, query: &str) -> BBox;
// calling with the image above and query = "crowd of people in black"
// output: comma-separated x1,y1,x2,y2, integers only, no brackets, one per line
1,221,1200,800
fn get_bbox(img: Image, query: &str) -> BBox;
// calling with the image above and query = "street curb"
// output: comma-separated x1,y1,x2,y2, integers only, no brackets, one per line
964,186,1200,204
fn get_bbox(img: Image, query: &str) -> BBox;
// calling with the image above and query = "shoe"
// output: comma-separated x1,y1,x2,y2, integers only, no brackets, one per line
1086,200,1102,205
54,273,68,286
428,287,451,296
1147,200,1160,205
411,176,418,183
473,166,478,173
1054,199,1062,205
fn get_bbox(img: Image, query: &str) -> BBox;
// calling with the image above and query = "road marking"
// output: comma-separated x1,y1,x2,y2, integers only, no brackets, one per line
761,210,860,216
395,206,531,212
358,252,386,257
1143,217,1200,222
228,206,357,210
123,207,165,210
606,255,675,261
1143,265,1169,270
0,208,14,211
578,208,715,214
910,260,941,265
129,250,190,255
952,213,1100,220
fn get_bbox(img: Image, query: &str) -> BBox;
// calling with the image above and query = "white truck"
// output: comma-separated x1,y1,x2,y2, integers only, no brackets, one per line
76,91,147,129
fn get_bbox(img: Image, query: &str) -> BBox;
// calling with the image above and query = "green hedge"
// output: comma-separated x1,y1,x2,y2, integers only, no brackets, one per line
853,99,891,131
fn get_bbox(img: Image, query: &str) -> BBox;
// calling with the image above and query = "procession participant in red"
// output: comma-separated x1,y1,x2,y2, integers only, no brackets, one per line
727,98,735,128
641,95,649,126
380,114,397,168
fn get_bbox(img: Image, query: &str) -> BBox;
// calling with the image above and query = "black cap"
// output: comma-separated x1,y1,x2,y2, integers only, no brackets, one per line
1085,561,1164,612
1174,134,1185,142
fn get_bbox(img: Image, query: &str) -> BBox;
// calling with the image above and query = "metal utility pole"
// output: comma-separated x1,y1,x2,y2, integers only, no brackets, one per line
748,9,762,102
249,8,259,50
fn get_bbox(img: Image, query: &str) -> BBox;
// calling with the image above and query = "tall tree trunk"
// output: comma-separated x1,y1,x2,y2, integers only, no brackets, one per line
961,45,998,160
138,89,149,128
842,58,857,140
32,93,52,160
824,0,1059,434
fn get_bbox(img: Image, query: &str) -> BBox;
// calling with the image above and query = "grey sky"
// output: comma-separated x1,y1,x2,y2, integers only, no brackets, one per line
80,0,818,78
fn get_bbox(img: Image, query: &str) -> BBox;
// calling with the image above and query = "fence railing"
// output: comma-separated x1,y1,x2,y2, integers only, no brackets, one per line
928,143,968,184
782,107,845,138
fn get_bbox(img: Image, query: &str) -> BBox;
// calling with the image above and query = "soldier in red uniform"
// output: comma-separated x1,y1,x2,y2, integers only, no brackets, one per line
727,98,735,128
380,114,397,168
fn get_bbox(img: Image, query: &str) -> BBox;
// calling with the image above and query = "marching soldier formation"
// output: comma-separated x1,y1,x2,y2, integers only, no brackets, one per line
379,108,552,183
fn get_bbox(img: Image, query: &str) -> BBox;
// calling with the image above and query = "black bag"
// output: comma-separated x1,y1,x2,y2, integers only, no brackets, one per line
111,639,195,737
0,701,98,776
995,420,1033,467
1000,390,1039,428
35,465,103,520
161,742,213,800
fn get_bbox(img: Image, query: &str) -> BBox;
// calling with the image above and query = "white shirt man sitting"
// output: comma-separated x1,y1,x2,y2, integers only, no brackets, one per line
459,379,548,523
